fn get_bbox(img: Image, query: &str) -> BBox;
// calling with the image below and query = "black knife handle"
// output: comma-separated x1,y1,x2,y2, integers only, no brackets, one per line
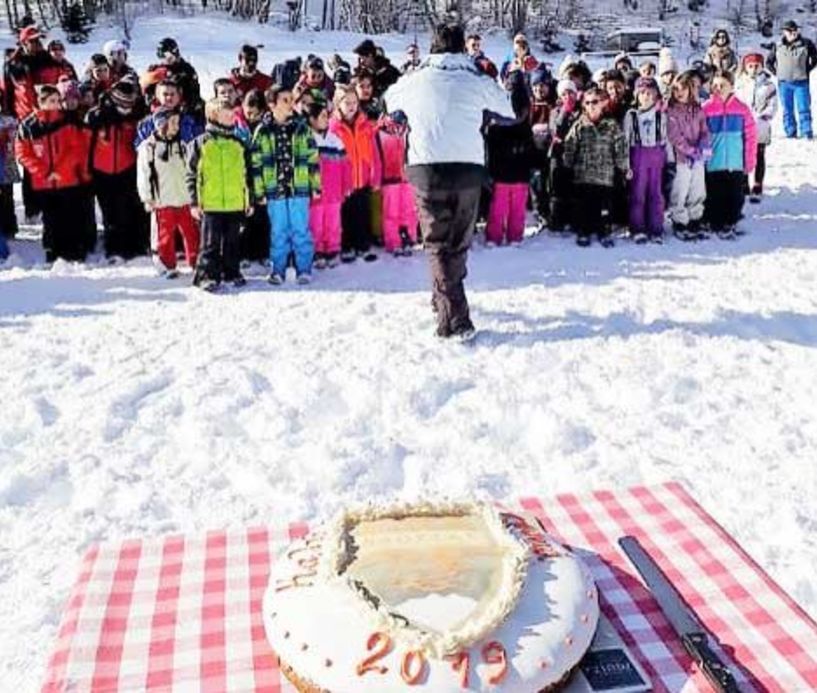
682,632,741,693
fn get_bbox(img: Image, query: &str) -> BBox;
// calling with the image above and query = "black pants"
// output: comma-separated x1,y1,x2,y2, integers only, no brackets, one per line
95,169,149,259
754,143,767,192
41,185,96,262
573,184,612,239
240,202,270,262
548,161,573,230
22,168,41,218
413,184,481,336
705,171,745,229
194,212,243,284
341,187,373,253
0,184,18,238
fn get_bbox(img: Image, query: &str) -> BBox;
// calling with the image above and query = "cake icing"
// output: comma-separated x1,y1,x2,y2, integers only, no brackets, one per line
263,502,599,692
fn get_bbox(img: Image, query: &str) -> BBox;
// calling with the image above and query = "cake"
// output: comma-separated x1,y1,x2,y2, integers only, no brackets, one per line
263,502,599,692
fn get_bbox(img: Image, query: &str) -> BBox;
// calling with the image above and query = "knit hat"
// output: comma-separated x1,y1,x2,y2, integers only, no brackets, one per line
306,55,324,71
556,79,577,97
109,78,139,110
103,40,127,58
658,48,678,76
742,51,765,67
47,39,65,52
613,51,632,69
530,64,551,86
634,76,660,94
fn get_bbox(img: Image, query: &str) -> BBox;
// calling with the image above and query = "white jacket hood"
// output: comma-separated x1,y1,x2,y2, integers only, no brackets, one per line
383,53,513,167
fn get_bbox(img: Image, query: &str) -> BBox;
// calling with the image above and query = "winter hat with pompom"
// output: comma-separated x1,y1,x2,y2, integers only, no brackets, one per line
109,78,139,110
556,79,578,97
658,48,678,76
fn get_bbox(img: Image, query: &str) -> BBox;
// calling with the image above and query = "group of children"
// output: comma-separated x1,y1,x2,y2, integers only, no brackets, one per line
483,33,773,247
0,29,785,278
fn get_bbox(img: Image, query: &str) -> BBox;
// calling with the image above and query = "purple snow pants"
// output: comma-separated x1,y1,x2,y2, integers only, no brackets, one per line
629,145,666,237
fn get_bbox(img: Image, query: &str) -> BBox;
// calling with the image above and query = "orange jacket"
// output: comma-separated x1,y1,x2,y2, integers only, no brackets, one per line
328,113,380,189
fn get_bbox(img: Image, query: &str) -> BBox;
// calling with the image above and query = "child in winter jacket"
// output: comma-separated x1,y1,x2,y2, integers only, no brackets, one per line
330,84,381,262
548,80,581,231
307,101,351,268
529,70,554,230
87,77,148,259
375,111,418,255
239,89,271,262
563,87,630,247
736,52,778,201
15,85,95,262
624,77,672,243
702,71,757,238
252,84,321,284
483,73,534,246
186,99,254,290
667,71,711,240
137,108,199,276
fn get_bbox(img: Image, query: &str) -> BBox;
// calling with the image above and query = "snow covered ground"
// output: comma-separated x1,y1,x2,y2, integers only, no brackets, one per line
2,15,817,691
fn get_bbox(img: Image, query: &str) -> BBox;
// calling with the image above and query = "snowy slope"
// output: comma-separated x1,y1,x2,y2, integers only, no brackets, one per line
3,15,817,691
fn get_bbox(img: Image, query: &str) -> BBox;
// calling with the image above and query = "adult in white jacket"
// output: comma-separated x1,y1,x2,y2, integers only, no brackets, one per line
384,22,512,340
736,51,778,200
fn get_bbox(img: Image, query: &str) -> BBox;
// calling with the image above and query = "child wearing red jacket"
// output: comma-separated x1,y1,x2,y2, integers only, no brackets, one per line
307,101,352,268
375,111,418,256
15,85,95,262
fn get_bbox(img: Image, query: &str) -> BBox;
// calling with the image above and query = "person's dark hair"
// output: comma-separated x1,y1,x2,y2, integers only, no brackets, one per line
466,33,481,42
581,86,608,105
239,44,258,61
213,77,233,95
156,78,179,92
266,83,291,105
712,68,735,85
430,22,466,55
243,88,267,112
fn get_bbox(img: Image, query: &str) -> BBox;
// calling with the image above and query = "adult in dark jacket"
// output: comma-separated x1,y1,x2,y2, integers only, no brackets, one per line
86,78,149,258
354,39,401,97
767,20,817,138
145,38,203,123
384,22,512,341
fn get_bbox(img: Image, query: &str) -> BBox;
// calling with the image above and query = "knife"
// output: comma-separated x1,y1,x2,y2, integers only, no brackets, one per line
619,536,741,693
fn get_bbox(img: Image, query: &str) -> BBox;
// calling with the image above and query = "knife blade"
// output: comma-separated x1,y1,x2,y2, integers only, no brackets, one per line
618,536,741,693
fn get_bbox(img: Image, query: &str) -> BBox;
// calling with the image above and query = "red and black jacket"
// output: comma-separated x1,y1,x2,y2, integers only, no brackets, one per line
86,97,145,175
4,49,75,119
229,67,273,100
15,109,92,190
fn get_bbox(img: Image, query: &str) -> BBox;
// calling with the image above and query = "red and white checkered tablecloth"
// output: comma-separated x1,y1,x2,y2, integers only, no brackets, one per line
40,482,817,692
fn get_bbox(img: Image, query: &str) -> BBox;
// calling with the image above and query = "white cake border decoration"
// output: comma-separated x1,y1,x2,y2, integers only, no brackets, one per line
315,501,532,659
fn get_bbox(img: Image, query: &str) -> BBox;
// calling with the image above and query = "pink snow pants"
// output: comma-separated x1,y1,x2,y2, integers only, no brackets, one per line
309,198,342,255
382,182,418,252
486,182,528,244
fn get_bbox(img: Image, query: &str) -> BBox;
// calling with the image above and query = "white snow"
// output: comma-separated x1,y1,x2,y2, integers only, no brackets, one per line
2,14,817,691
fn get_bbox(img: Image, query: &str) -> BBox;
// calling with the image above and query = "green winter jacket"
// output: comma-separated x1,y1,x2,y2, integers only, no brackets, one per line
563,116,629,188
250,116,320,200
186,125,252,212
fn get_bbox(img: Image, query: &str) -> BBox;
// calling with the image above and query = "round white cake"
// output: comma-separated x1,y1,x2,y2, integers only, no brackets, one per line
263,502,599,692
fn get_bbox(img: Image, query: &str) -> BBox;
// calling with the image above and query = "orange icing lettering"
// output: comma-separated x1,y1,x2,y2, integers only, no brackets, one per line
445,651,470,688
356,632,393,676
482,641,508,685
274,571,316,592
401,650,427,686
